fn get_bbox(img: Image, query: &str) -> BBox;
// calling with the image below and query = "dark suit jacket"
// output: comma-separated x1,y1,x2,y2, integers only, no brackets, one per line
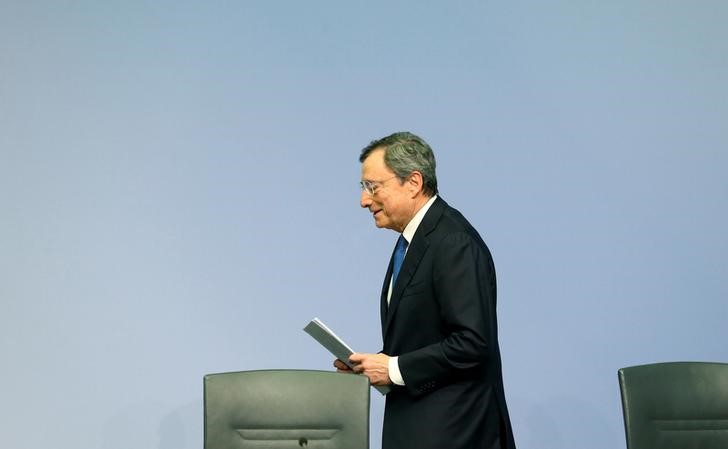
380,197,516,449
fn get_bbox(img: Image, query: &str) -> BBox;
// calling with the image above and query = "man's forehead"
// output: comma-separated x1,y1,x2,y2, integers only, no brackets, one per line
361,148,388,175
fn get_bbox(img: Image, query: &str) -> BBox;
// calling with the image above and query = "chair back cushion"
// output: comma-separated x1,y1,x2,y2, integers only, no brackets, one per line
204,369,370,449
618,362,728,449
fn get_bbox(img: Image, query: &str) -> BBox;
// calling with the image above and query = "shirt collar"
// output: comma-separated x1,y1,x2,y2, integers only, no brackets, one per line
401,195,437,244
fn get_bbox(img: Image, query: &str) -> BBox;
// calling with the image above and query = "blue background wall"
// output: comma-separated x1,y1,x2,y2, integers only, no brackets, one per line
2,1,726,449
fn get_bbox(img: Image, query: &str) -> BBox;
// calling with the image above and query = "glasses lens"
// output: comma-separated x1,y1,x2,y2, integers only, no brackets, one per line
359,181,370,194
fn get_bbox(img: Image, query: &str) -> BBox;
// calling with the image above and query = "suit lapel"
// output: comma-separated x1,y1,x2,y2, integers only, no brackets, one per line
380,256,394,335
382,197,447,341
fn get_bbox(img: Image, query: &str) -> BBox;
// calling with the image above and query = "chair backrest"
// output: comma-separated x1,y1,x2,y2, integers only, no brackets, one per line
204,369,370,449
618,361,728,449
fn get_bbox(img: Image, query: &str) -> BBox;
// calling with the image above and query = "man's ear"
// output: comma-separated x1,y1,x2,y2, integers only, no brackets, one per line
407,171,424,197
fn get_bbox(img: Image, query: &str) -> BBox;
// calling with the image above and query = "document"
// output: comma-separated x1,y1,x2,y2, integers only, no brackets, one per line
304,317,390,395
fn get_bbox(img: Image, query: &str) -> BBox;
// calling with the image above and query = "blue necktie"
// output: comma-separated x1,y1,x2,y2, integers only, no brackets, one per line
392,235,408,285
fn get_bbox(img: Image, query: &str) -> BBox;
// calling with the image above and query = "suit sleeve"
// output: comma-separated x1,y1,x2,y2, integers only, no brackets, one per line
397,231,497,395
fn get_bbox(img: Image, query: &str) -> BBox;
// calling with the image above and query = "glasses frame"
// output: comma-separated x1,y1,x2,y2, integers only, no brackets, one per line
360,175,399,195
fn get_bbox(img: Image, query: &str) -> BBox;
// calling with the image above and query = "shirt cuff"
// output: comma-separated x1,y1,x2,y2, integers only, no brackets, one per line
388,356,405,386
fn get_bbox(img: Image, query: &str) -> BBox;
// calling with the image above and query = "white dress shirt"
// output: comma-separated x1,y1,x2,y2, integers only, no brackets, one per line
387,195,438,386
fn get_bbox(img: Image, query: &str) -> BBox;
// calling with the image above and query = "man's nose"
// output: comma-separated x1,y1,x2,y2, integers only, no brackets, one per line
360,190,372,208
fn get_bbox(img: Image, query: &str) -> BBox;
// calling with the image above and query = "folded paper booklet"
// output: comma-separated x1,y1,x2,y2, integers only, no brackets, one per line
304,317,390,395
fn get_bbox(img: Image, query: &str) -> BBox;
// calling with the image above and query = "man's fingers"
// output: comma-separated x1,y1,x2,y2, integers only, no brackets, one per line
348,352,364,364
334,359,353,371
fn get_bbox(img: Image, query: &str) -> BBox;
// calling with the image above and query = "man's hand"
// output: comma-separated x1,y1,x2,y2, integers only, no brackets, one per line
348,352,392,386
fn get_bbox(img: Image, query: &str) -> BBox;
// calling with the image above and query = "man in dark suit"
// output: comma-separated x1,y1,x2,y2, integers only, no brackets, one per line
335,132,516,449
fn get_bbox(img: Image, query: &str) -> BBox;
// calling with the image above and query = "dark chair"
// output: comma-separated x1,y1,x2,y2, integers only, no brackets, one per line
618,361,728,449
204,369,370,449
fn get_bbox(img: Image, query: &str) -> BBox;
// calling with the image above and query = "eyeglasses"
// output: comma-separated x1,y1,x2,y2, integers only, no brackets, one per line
360,175,398,195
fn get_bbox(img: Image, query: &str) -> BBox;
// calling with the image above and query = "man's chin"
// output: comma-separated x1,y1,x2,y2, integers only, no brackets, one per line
374,218,398,232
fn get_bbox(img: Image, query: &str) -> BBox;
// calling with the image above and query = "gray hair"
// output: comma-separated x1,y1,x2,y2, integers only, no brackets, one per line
359,131,438,196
